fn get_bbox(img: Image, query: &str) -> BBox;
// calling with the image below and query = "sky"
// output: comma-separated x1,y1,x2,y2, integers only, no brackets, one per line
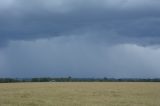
0,0,160,78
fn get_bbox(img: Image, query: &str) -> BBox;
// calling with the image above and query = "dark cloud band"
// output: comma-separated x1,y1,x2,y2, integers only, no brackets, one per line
0,0,160,46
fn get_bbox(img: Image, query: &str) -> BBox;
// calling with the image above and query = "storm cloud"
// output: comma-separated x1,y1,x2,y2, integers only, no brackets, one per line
0,0,160,77
0,0,160,45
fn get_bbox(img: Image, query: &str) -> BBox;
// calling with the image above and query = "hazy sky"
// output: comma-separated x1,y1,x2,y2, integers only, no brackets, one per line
0,0,160,78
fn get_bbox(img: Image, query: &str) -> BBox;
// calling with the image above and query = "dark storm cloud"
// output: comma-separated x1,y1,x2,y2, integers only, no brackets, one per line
0,0,160,46
1,0,160,78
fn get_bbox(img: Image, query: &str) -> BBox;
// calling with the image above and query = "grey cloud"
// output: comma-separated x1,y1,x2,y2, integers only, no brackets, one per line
1,37,160,78
1,0,160,78
0,0,160,46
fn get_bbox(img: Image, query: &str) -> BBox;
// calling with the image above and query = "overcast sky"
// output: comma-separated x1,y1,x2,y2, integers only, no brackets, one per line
0,0,160,78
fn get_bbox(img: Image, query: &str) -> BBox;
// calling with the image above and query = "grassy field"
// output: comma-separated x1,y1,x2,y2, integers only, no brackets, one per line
0,82,160,106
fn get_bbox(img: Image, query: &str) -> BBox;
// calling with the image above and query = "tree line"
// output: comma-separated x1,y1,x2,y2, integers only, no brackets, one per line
0,77,160,83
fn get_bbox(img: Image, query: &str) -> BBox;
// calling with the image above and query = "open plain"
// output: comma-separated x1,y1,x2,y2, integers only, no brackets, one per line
0,82,160,106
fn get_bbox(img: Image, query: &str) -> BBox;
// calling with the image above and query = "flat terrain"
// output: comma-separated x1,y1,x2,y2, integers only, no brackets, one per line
0,82,160,106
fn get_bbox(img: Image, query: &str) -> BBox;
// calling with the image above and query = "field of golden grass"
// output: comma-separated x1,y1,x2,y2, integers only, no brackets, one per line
0,82,160,106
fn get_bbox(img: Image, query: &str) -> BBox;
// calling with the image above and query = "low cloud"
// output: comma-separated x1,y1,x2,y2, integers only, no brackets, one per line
0,35,159,78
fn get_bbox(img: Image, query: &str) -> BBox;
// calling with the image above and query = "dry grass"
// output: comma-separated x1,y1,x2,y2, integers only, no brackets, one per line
0,82,160,106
